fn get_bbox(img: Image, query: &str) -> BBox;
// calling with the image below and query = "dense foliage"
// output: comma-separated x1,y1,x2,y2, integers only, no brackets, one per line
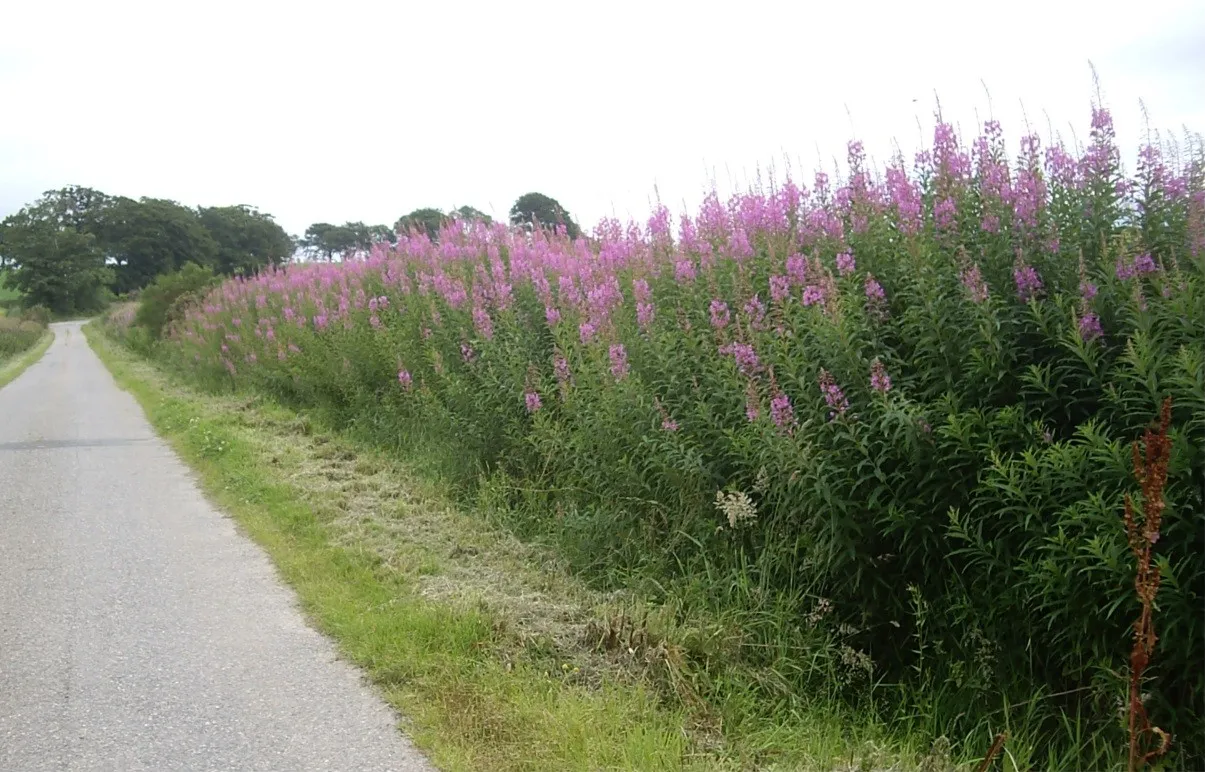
0,187,292,313
0,315,46,361
149,104,1203,765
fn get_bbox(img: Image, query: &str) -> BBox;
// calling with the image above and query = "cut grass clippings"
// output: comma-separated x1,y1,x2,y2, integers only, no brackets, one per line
0,329,54,391
84,322,714,772
85,323,943,772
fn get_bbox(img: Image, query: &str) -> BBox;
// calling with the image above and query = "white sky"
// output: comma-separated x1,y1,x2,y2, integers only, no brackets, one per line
2,0,1203,238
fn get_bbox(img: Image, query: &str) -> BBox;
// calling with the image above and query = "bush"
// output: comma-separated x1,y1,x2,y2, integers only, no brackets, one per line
0,316,45,360
19,305,51,325
134,263,219,340
157,103,1204,765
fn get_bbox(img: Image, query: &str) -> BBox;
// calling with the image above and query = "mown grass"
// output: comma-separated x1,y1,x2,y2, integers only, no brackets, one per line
84,321,980,772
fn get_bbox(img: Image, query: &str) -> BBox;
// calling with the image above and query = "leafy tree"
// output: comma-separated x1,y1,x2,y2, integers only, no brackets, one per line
395,208,448,241
198,206,294,275
451,206,492,224
300,222,358,260
509,192,579,238
343,221,394,250
0,202,112,314
99,197,219,293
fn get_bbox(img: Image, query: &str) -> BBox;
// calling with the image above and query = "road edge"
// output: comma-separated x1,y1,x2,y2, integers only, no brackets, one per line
0,329,54,392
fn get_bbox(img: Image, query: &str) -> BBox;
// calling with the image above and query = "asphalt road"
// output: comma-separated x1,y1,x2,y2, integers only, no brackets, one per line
0,322,432,772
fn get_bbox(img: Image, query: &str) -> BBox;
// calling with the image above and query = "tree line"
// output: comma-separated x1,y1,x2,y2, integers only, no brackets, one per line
300,193,580,260
1,187,581,314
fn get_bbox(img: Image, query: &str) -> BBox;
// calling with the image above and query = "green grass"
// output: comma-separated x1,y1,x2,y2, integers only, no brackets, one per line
0,328,53,391
83,322,969,772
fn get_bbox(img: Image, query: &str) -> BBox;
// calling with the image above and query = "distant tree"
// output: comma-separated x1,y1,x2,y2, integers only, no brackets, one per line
342,221,394,250
300,222,358,261
394,208,448,241
99,198,219,293
509,192,579,238
197,205,294,275
31,185,117,232
365,223,396,246
0,200,113,314
451,205,492,224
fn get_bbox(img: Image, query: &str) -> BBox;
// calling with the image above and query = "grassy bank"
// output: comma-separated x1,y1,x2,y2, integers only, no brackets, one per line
84,322,953,772
0,323,52,391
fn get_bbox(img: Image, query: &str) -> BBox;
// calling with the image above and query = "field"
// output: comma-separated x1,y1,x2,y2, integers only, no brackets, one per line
105,102,1204,769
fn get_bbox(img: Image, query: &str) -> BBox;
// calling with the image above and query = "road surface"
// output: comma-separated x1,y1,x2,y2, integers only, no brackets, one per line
0,322,431,771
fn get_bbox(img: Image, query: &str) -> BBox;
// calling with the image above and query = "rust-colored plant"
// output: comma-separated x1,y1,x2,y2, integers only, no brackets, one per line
974,732,1007,772
1124,397,1173,771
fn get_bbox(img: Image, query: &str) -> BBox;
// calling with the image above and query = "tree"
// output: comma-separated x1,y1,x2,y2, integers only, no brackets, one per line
451,206,492,225
198,205,294,275
343,221,394,250
394,208,448,241
0,202,112,314
300,223,358,261
98,198,219,293
509,192,580,238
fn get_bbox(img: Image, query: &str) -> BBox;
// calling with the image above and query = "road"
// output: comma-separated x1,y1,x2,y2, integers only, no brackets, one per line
0,322,431,771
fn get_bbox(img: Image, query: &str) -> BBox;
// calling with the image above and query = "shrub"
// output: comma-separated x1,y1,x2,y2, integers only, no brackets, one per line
134,263,219,340
0,316,45,360
19,305,51,325
158,103,1204,765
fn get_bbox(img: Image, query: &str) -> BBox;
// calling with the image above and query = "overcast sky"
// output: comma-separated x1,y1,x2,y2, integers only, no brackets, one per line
3,0,1203,237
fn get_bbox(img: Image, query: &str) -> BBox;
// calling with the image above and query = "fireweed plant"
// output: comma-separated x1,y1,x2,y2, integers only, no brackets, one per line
144,104,1203,765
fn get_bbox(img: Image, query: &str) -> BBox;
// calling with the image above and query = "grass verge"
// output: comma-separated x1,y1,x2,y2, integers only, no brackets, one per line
0,329,54,391
85,323,946,772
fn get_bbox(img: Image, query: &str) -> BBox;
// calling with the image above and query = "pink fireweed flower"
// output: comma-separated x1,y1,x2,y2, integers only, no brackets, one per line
579,321,598,344
769,275,790,303
397,369,413,389
934,197,957,231
743,294,767,329
525,390,542,413
719,342,762,376
818,369,849,418
980,214,1000,234
554,354,571,384
870,358,892,393
1078,312,1103,342
545,305,561,325
1080,280,1098,300
786,254,808,286
801,285,825,307
709,299,731,329
472,306,494,339
609,344,629,381
864,273,886,302
636,302,655,329
632,278,652,304
460,343,476,363
769,390,795,433
1115,257,1136,281
835,252,856,276
1013,260,1043,301
673,258,697,283
661,417,679,432
960,264,989,303
1133,253,1158,275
